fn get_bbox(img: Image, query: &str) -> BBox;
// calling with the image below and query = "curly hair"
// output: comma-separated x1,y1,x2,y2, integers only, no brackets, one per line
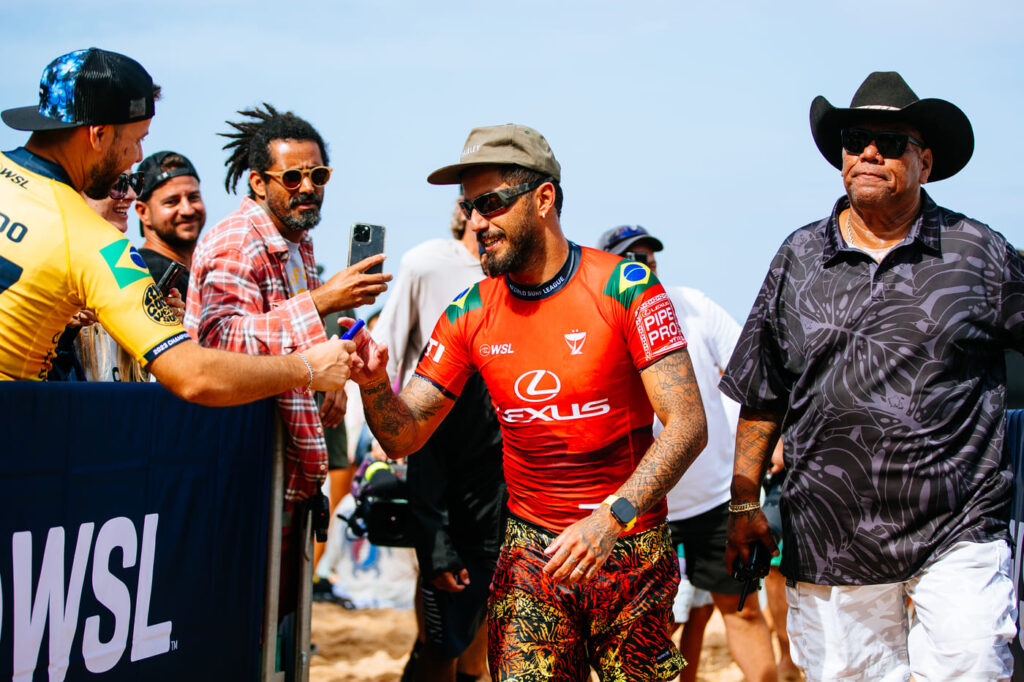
219,102,329,197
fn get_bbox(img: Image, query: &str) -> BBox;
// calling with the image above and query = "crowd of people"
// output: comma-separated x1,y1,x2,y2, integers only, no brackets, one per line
1,46,1021,682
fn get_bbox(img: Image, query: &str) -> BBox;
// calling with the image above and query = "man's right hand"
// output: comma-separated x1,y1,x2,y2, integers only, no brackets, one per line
301,337,359,391
724,507,777,574
313,254,392,313
431,568,470,593
339,317,390,387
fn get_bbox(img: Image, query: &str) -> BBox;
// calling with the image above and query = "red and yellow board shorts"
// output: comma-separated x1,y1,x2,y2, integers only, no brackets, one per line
488,516,686,681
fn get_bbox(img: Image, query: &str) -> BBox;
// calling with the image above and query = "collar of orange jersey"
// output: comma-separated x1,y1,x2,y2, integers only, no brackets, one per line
506,241,581,301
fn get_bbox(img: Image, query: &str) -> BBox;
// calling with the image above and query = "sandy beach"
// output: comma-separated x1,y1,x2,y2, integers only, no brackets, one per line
310,602,746,682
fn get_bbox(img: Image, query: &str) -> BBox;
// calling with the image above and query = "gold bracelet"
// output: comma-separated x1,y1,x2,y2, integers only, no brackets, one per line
727,501,760,514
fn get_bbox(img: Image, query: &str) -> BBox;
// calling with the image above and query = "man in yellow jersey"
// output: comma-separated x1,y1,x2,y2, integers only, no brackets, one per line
0,47,354,403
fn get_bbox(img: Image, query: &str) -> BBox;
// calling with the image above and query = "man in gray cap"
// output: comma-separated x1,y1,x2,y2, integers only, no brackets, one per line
136,150,206,299
721,72,1024,680
349,123,709,680
0,48,353,401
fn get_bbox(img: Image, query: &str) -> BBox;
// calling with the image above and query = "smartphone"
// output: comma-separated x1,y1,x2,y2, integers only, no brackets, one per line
348,223,386,274
155,260,188,296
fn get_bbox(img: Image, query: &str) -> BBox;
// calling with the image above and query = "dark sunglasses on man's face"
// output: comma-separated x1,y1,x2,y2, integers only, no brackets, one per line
263,166,332,190
458,177,553,220
841,128,925,159
109,171,144,200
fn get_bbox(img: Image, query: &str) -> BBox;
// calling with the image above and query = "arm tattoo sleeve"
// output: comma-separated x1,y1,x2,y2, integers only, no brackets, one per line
360,375,451,457
620,349,708,515
731,406,782,503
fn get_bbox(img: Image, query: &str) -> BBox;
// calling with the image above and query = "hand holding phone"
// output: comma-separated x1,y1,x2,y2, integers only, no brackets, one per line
316,226,392,312
348,223,386,274
155,261,188,296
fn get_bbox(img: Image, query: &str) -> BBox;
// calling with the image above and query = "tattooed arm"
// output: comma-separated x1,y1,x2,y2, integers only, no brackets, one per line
349,325,455,458
723,406,782,572
544,349,708,584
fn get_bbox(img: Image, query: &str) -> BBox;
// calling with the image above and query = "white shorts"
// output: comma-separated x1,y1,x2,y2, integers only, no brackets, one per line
672,575,714,623
786,540,1016,682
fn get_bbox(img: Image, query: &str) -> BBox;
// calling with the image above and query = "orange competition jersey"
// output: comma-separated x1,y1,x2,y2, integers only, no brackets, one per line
414,244,687,534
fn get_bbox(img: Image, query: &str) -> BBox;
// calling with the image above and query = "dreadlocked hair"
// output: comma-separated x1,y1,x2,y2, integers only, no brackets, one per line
219,102,329,197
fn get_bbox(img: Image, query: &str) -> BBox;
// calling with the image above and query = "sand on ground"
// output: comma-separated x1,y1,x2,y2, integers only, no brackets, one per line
310,602,746,682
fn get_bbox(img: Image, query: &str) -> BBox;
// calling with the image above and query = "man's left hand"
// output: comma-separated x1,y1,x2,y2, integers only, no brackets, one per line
319,388,347,428
165,288,185,323
543,510,620,585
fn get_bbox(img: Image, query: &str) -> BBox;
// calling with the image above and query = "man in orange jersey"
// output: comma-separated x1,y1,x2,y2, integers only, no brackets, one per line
349,123,708,680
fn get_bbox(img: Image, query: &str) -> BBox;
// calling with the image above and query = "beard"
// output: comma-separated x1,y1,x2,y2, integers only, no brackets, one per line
83,147,124,200
481,203,542,277
154,223,201,251
269,191,322,232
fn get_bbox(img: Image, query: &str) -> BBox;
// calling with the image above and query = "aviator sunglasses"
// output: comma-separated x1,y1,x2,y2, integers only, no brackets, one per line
109,171,144,200
458,176,553,219
841,128,925,159
263,166,333,190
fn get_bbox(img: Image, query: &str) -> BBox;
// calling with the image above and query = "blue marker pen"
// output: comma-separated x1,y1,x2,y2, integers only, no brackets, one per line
341,319,365,340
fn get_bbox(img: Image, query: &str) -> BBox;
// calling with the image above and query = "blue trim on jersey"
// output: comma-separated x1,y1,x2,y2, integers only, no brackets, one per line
5,147,73,187
412,371,459,401
142,331,190,364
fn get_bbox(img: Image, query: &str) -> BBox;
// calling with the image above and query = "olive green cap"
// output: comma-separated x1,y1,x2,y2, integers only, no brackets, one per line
427,123,561,185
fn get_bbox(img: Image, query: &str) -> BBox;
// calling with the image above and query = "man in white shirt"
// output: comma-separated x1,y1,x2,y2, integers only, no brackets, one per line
598,226,778,682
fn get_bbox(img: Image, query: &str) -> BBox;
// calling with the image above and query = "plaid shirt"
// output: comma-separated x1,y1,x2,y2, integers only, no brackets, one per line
185,197,328,502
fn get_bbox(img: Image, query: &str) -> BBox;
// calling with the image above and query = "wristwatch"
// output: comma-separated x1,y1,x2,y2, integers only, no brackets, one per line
601,494,637,532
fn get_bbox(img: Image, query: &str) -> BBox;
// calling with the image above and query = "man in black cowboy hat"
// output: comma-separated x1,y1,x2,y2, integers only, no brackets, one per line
720,71,1023,680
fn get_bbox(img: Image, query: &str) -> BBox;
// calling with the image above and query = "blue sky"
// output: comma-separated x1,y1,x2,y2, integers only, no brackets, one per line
3,1,1022,321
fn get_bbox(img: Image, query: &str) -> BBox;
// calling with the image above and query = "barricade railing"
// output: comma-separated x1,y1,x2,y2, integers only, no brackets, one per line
0,382,312,681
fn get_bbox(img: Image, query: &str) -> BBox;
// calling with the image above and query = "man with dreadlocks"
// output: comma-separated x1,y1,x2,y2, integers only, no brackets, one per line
185,103,391,617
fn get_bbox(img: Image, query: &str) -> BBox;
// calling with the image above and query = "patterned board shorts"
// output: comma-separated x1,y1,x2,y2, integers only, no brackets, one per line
488,516,686,681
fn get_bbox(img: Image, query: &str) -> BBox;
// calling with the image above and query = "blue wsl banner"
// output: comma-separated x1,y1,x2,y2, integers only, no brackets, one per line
0,383,274,681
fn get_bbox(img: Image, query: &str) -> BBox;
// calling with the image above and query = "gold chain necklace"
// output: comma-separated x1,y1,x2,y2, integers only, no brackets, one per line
845,211,892,259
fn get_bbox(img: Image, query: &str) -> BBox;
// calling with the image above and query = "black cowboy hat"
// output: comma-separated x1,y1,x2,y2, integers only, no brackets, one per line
809,71,973,182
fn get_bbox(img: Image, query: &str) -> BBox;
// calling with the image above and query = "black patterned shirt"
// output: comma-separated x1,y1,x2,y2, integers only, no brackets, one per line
720,191,1024,585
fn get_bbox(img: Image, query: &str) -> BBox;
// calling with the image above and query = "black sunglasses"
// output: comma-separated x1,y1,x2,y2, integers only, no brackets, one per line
841,128,925,159
263,166,332,190
109,172,144,200
458,177,553,219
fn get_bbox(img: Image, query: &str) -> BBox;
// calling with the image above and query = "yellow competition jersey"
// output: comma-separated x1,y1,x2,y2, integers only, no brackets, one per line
0,149,188,380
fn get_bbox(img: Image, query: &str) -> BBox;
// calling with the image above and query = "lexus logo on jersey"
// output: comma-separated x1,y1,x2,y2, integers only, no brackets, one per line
514,370,562,402
564,330,586,355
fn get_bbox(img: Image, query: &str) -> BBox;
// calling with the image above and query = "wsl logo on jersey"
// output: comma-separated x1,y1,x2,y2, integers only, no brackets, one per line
100,240,151,289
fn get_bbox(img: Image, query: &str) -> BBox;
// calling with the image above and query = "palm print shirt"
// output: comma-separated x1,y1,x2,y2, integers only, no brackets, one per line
720,191,1024,585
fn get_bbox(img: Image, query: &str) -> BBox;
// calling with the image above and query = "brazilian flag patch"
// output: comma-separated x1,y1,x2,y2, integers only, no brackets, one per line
445,283,482,323
100,239,151,289
603,260,657,308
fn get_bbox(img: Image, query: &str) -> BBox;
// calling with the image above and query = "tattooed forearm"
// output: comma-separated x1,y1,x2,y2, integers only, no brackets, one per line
620,350,708,515
731,406,782,502
359,375,453,458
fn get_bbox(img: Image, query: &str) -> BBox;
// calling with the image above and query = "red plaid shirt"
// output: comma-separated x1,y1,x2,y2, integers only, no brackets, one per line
185,197,328,502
